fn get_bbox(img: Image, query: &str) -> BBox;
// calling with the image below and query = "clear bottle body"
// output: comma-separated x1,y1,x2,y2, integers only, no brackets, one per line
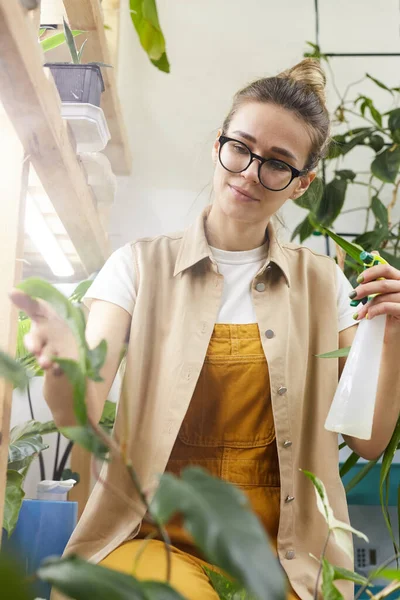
325,314,386,439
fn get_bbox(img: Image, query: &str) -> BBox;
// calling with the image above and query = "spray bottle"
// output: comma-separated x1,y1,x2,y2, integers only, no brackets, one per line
324,251,388,440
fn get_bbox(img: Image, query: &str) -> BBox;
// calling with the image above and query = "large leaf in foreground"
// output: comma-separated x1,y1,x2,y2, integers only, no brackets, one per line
37,555,185,600
0,553,34,599
151,467,286,600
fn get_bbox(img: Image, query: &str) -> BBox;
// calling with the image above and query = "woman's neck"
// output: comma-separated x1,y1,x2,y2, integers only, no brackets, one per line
205,205,269,251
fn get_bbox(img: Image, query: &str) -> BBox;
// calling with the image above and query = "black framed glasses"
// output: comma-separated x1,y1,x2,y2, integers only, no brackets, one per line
218,135,308,192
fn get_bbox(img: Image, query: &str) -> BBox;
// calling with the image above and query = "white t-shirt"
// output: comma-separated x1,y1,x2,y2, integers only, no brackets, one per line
83,243,356,332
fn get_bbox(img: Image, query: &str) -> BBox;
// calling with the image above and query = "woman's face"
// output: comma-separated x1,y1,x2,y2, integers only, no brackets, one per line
212,102,316,225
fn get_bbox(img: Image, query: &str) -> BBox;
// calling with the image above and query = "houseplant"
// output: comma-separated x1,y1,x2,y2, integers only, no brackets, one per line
44,18,109,106
290,44,400,555
0,277,399,599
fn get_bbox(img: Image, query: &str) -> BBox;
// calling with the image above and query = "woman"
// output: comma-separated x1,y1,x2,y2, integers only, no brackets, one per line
11,59,400,600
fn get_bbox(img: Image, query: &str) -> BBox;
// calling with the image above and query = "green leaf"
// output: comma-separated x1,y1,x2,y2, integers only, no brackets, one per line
55,358,87,425
150,52,170,73
293,177,323,211
366,73,394,95
388,108,400,143
302,470,368,559
68,279,93,304
375,568,400,581
130,0,170,71
339,129,373,156
345,459,379,494
8,428,48,471
332,565,370,586
316,347,351,359
339,452,361,478
369,134,385,153
319,228,365,265
151,467,286,600
353,229,388,252
335,170,356,181
291,215,315,243
10,419,57,443
0,350,28,390
63,17,80,64
371,146,400,183
3,471,25,537
99,400,116,431
40,30,85,53
303,41,328,62
203,566,257,599
316,177,348,227
372,196,389,229
0,553,34,599
322,560,344,600
61,468,80,484
380,419,400,552
38,554,186,600
378,250,400,270
77,39,88,63
86,339,107,382
60,425,109,460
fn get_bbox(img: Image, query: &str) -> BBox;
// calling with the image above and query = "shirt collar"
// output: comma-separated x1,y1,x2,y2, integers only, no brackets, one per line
174,205,291,287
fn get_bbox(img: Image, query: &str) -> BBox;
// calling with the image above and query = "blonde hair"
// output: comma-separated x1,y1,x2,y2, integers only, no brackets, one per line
222,58,330,170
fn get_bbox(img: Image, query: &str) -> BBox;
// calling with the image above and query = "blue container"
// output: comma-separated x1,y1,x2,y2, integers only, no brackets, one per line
6,499,78,599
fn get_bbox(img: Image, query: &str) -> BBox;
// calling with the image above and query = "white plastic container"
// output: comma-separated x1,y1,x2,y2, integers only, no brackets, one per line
60,102,110,152
37,479,76,502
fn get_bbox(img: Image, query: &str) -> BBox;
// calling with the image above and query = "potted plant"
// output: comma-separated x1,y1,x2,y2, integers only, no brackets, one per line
44,18,109,107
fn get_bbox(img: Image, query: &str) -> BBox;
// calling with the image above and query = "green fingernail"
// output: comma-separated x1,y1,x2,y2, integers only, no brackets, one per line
353,313,359,320
357,274,364,283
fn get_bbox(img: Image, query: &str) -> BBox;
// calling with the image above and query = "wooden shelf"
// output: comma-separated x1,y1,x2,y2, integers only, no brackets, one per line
0,0,110,277
63,0,132,175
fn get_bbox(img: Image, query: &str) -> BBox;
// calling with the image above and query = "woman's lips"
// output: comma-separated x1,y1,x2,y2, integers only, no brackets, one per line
229,185,259,202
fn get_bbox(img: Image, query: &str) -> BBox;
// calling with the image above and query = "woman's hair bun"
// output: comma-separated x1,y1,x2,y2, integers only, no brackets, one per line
278,58,327,106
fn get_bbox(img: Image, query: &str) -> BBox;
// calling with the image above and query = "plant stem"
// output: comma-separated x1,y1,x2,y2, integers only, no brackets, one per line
53,432,61,480
387,179,400,228
87,414,173,583
27,381,45,481
364,175,374,231
54,440,74,481
343,108,387,134
313,530,331,600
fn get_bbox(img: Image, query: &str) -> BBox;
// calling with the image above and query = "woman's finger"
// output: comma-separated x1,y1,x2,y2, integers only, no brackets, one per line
350,279,400,301
9,289,45,320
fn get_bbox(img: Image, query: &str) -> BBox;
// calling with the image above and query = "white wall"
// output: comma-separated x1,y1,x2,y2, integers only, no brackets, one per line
110,0,400,252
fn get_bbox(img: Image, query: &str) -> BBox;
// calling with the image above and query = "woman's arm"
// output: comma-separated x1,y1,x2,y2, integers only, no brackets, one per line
43,299,131,427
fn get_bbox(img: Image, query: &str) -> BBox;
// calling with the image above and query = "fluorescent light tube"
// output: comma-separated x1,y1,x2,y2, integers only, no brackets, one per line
25,195,75,277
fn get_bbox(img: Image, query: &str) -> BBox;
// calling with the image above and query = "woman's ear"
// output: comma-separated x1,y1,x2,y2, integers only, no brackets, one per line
212,129,222,164
290,171,316,200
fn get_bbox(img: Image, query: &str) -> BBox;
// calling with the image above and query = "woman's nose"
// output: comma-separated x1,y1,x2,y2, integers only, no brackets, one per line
241,157,260,185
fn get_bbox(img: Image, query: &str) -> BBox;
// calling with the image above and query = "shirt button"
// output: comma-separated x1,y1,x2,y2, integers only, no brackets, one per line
266,264,272,271
283,440,292,448
278,386,287,396
265,329,275,339
285,550,295,560
255,282,266,292
285,495,295,503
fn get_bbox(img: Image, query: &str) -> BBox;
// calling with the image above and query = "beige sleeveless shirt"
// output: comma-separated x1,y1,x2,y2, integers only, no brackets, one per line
59,207,353,599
